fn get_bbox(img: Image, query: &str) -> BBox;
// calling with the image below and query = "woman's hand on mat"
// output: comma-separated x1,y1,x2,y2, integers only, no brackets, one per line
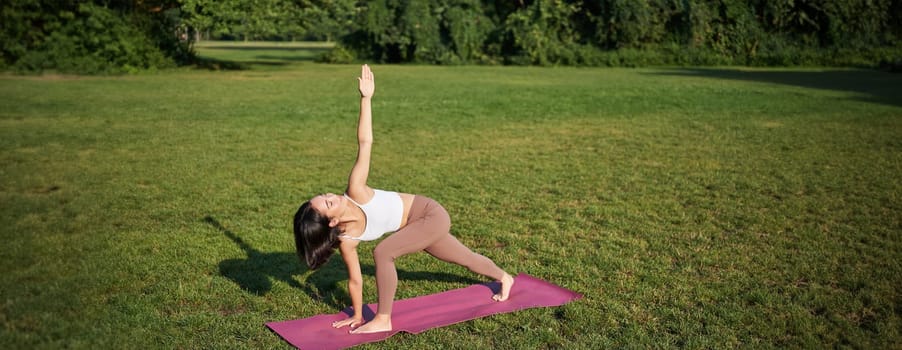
332,316,363,329
358,64,374,98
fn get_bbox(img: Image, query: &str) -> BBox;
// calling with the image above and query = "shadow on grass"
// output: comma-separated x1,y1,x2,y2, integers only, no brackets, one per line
192,44,330,69
204,216,482,311
255,55,321,62
199,45,331,54
192,57,251,71
192,57,300,71
648,68,902,108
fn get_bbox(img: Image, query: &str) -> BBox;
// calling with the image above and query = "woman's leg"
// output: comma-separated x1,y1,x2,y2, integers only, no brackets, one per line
371,199,449,315
351,197,449,334
424,235,514,301
425,235,503,280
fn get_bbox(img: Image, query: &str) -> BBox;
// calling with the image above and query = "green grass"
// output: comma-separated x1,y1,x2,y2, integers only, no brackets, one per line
1,51,901,349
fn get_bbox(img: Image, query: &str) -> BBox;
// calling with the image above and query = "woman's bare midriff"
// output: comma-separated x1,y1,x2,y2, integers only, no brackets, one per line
397,193,416,229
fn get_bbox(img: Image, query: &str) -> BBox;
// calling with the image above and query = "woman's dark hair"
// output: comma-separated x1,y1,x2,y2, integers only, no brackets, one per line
293,201,342,269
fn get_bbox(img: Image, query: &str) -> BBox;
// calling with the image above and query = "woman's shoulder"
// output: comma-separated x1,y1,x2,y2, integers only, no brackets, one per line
345,186,375,205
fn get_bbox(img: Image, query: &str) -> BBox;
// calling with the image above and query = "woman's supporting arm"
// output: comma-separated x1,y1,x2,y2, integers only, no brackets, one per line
333,239,364,328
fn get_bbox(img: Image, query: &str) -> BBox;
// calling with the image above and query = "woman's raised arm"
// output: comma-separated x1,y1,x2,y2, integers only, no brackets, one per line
346,65,375,200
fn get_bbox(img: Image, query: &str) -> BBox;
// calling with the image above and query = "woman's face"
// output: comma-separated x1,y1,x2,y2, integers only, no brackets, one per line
310,193,344,220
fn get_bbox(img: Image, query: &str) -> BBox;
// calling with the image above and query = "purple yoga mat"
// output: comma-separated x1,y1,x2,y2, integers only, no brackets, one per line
266,273,581,349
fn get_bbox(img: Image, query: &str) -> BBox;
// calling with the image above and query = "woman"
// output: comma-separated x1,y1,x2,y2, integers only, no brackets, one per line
293,65,514,334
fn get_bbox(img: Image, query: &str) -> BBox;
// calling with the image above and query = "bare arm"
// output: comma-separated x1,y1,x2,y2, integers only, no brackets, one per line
333,239,364,329
346,64,375,202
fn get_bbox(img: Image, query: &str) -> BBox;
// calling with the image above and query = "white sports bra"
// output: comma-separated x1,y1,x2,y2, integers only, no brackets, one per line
341,189,404,241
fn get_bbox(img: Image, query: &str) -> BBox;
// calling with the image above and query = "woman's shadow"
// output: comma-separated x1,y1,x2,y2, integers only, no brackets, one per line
204,216,482,311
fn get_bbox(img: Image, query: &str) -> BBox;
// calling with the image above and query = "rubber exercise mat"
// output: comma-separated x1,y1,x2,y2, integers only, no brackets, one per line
266,273,582,349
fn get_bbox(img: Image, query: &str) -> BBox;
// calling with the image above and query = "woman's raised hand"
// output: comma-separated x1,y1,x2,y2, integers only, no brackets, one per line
358,64,375,98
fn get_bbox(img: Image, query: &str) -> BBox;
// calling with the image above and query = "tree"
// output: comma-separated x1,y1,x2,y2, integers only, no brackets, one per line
301,0,357,42
2,0,189,73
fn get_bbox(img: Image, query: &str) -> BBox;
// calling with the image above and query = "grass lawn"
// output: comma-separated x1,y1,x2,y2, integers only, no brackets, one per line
1,43,901,348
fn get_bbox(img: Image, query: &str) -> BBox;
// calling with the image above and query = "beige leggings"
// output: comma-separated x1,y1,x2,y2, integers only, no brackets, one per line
372,195,505,315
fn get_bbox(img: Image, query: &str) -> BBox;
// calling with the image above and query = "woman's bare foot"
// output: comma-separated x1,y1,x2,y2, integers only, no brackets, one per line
492,273,515,301
349,314,392,334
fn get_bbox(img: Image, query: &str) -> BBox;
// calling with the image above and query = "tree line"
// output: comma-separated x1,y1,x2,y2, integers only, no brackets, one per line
3,0,900,73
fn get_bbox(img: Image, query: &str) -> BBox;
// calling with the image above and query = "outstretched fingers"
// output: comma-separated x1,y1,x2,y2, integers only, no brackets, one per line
332,317,362,330
361,64,373,81
358,64,375,98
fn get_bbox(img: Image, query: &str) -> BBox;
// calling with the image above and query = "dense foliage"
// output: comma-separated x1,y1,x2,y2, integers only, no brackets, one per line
180,0,356,42
2,0,900,72
341,0,902,66
1,0,191,74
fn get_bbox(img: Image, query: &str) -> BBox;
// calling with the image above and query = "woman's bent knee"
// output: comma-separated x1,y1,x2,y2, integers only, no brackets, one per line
373,245,396,264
